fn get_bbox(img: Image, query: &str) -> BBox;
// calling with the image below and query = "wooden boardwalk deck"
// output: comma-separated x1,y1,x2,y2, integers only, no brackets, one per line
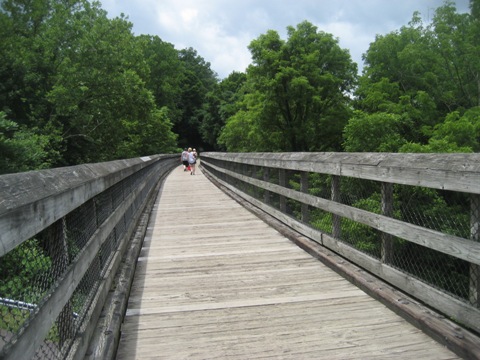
116,164,459,359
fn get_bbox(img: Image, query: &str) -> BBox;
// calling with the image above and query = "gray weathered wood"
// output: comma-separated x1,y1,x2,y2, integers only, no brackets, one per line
331,175,341,239
203,152,480,194
471,194,480,308
206,160,480,266
116,165,462,360
204,161,480,337
300,171,309,223
3,167,156,360
0,155,177,256
381,182,394,264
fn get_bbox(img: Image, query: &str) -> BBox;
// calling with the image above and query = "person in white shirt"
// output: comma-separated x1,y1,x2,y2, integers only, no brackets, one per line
181,148,189,171
187,147,196,175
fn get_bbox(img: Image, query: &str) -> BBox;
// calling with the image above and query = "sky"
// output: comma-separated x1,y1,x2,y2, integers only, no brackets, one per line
100,0,470,79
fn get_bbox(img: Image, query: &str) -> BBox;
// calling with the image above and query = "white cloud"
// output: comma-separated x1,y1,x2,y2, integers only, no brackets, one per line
320,21,373,73
101,0,471,79
180,8,199,24
146,1,254,77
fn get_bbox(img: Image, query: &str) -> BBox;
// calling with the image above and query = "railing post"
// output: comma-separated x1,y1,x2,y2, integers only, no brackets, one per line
331,175,341,239
470,194,480,308
301,172,309,223
233,161,237,182
381,182,394,264
263,167,270,204
279,169,286,212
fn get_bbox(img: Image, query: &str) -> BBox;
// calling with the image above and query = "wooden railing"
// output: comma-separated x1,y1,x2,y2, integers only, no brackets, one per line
2,151,480,359
200,152,480,335
0,155,177,360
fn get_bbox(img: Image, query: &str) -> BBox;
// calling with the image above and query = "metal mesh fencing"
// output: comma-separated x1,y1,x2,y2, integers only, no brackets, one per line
200,154,480,323
0,157,175,359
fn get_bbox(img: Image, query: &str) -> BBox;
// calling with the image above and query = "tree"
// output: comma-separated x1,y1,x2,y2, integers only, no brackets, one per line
199,71,247,150
176,47,218,150
400,107,480,153
356,13,443,145
46,4,160,163
137,35,183,124
116,106,178,157
0,112,59,174
0,0,54,127
430,1,480,109
0,0,67,166
217,109,261,152
0,0,179,168
221,21,357,152
354,1,480,152
343,111,406,152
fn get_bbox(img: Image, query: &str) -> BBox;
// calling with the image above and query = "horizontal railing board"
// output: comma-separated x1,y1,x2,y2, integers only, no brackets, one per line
203,152,480,194
200,153,480,335
4,164,154,360
0,155,177,360
0,155,177,256
202,161,480,358
205,161,480,266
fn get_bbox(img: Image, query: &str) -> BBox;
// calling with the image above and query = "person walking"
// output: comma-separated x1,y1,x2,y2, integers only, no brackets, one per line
181,148,189,171
188,147,196,175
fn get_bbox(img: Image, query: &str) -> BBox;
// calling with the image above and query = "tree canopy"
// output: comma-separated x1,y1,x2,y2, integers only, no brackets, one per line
349,0,480,153
0,0,216,173
1,0,479,174
219,21,357,152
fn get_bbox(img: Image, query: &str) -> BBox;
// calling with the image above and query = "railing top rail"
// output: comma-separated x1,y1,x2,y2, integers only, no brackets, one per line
0,154,176,256
202,152,480,194
0,155,172,214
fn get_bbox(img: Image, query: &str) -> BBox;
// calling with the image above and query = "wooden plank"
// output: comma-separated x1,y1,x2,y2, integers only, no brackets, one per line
0,155,177,256
206,161,480,265
207,165,480,335
202,152,480,193
116,164,460,360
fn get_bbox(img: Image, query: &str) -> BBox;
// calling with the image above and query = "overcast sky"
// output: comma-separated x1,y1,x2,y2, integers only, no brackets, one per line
100,0,470,79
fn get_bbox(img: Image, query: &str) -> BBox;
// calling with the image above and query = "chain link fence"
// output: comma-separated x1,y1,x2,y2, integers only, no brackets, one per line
201,152,480,335
0,155,177,359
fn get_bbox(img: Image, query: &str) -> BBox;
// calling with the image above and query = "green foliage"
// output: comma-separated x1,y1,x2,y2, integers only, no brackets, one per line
218,108,262,151
1,0,477,166
395,185,469,237
398,107,480,153
399,139,473,153
117,107,178,157
175,47,218,150
220,21,357,152
46,6,161,163
199,71,247,150
311,211,333,234
343,111,406,152
353,2,480,153
0,239,52,301
0,112,60,174
0,0,180,171
137,35,183,120
431,108,480,151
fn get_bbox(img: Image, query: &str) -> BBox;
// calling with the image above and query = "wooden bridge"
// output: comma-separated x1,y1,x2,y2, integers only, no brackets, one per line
1,153,480,359
114,164,462,359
